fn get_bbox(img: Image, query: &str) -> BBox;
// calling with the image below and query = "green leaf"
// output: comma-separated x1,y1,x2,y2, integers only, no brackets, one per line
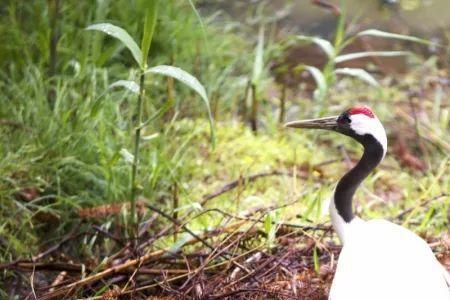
264,212,278,250
418,206,434,231
141,0,158,68
141,133,159,141
145,65,215,145
120,148,134,164
335,51,409,63
86,23,142,66
91,80,138,118
190,202,203,211
313,246,320,274
108,80,139,94
264,213,272,235
296,35,334,58
357,29,435,46
251,26,265,85
138,100,173,130
334,68,379,87
304,66,326,92
334,12,346,49
167,232,191,255
304,66,327,101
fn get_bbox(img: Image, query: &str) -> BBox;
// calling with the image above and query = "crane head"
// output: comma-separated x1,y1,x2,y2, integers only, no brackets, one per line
285,106,387,155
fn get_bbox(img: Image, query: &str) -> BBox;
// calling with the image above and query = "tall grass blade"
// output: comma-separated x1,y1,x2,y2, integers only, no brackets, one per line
334,11,346,49
296,35,334,58
187,0,209,52
251,26,265,85
335,51,409,63
86,23,142,66
334,68,379,87
141,0,158,69
145,65,215,144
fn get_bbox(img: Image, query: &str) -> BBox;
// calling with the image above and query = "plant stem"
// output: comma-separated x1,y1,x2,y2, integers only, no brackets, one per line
130,72,146,239
278,84,286,124
172,181,179,242
47,0,60,108
250,83,258,133
48,0,59,78
241,79,251,122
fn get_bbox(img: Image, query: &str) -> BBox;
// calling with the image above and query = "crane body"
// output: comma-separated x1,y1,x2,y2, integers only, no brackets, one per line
286,106,450,300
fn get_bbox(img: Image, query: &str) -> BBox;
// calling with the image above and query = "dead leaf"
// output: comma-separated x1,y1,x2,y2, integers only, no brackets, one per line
16,187,40,202
78,199,146,219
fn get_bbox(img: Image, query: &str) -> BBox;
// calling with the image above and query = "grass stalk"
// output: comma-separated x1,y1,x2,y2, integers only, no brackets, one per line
130,72,146,238
241,79,251,121
212,91,219,121
172,182,179,242
278,84,286,124
250,83,258,133
47,0,60,108
48,0,60,78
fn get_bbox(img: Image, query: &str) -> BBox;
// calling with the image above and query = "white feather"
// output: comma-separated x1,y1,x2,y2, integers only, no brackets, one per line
329,112,450,299
329,219,450,300
349,114,387,156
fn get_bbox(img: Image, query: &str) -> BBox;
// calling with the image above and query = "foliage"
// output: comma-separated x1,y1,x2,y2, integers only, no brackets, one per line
87,0,215,236
0,0,449,298
294,11,437,108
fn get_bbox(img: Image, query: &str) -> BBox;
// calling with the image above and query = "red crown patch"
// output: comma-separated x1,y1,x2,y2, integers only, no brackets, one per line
348,106,375,118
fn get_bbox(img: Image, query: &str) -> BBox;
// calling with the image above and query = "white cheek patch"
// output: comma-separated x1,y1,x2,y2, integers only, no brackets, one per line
349,114,387,156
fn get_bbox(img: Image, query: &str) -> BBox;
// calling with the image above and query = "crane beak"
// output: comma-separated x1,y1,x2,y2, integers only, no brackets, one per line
284,116,339,131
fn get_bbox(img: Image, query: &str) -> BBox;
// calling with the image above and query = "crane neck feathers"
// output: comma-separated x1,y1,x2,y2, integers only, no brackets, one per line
333,134,385,224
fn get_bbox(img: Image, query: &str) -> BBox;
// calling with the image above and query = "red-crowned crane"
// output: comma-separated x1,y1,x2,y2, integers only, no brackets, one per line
285,106,450,300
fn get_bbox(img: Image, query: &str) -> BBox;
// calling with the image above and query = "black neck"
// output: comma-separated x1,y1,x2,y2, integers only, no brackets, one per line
334,134,385,223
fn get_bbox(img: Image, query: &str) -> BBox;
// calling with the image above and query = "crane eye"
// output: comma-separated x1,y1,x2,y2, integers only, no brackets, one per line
337,113,351,125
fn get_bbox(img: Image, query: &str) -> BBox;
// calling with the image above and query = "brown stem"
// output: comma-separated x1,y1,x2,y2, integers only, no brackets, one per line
212,91,219,121
172,181,179,242
241,79,251,121
250,83,258,133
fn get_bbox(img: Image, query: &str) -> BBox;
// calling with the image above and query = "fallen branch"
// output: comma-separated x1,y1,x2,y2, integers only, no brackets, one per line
201,171,292,205
40,221,248,299
393,193,449,221
39,249,165,300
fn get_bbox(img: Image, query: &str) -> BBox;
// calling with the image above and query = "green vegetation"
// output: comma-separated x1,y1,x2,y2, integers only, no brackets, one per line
294,11,435,107
0,0,449,298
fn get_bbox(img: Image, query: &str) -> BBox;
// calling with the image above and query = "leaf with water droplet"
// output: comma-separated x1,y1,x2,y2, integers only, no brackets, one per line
86,23,142,67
